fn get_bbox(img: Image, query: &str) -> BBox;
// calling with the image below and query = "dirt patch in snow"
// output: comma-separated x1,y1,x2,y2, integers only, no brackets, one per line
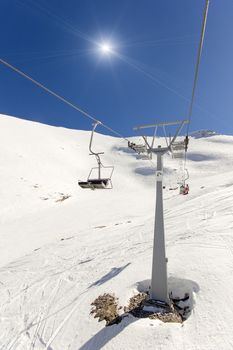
124,293,182,323
91,293,122,326
124,292,146,313
55,194,71,202
91,292,184,327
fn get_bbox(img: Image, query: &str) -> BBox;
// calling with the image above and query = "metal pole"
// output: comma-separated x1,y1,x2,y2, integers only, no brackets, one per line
150,146,169,302
134,119,189,303
97,156,101,179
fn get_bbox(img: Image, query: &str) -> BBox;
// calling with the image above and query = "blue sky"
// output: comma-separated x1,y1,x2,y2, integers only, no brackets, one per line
0,0,232,136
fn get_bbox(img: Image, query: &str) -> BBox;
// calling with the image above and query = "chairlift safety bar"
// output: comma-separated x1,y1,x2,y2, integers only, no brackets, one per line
87,165,114,181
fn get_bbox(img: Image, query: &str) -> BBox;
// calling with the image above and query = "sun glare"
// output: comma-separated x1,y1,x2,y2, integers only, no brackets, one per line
99,42,113,54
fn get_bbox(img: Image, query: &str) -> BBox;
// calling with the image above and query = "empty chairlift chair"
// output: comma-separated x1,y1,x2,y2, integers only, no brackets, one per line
129,126,157,160
78,157,114,189
135,144,152,160
78,122,114,190
171,141,186,159
128,140,151,160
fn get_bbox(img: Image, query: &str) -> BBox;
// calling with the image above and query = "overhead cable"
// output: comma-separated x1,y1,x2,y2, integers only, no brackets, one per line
0,58,129,141
184,0,209,171
186,0,210,135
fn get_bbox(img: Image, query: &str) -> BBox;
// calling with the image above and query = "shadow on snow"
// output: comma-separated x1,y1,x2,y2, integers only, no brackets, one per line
89,263,131,288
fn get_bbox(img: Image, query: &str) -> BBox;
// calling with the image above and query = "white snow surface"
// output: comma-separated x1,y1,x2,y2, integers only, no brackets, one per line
1,114,233,349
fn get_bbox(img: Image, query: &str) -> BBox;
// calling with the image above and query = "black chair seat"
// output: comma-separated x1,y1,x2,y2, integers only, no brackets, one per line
78,178,110,189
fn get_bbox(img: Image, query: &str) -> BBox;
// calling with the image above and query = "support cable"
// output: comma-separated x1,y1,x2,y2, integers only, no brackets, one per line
0,58,157,168
186,0,209,136
0,58,130,142
184,0,209,168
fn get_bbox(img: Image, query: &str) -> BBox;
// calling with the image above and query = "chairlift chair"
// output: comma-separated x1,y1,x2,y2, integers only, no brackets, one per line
78,122,114,190
177,168,189,195
128,141,147,154
136,153,152,160
78,167,114,190
128,130,156,160
128,141,151,159
172,151,184,159
172,141,185,151
171,141,186,159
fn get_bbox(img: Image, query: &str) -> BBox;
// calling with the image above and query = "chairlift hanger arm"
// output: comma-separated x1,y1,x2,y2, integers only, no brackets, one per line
169,120,189,148
89,121,102,156
142,136,151,150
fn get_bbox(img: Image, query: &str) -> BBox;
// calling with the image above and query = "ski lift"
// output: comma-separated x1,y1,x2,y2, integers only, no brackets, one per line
128,141,151,160
128,141,147,154
171,141,186,158
171,136,189,159
169,133,190,194
177,168,189,184
128,126,157,160
78,122,114,190
168,168,189,191
168,169,179,190
136,153,152,160
177,168,189,194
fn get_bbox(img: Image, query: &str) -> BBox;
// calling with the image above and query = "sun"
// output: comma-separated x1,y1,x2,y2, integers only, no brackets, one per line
99,42,113,54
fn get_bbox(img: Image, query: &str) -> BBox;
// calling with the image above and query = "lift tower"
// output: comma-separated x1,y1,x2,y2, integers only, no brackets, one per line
134,120,189,303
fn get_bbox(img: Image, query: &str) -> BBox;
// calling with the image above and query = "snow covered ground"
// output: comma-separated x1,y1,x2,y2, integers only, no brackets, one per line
1,114,233,350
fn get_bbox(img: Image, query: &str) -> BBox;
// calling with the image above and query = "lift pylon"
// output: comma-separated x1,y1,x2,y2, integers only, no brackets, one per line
134,119,189,303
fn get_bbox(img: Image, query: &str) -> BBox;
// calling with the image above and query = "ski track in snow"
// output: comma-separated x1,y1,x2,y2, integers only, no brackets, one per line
1,115,233,349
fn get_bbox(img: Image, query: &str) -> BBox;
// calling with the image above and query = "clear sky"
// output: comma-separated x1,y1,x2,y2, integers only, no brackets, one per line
0,0,233,137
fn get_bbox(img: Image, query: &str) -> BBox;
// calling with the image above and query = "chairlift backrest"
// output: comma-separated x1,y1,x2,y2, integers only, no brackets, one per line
133,144,148,154
171,141,185,151
171,140,186,159
172,151,184,159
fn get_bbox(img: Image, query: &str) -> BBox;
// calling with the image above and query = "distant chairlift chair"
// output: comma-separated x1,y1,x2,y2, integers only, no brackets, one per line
78,122,114,190
171,136,189,159
128,142,151,160
135,143,152,160
171,141,186,159
172,138,189,194
128,129,157,160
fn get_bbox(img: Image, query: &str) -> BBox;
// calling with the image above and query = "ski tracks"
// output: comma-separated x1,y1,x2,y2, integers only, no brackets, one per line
0,222,146,349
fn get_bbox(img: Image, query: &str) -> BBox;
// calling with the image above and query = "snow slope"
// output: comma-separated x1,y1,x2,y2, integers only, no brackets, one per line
1,114,233,350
